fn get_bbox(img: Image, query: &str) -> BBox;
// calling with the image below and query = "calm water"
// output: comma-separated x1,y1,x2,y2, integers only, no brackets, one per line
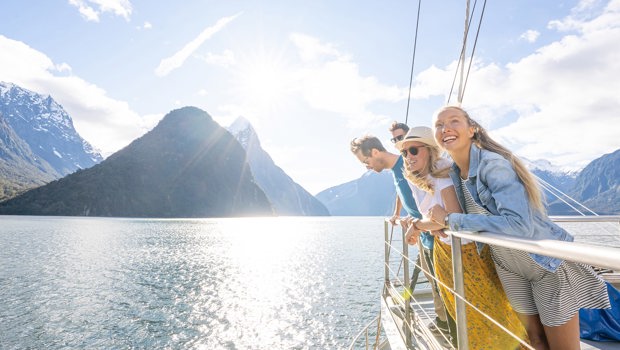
1,216,618,350
0,216,386,350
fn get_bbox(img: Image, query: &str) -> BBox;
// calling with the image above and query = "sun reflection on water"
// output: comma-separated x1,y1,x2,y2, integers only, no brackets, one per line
1,216,385,349
215,217,323,347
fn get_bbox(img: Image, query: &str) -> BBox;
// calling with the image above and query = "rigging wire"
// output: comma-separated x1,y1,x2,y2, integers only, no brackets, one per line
447,0,477,104
460,0,488,102
458,0,471,103
521,158,600,216
387,238,535,350
404,0,423,125
447,0,489,105
538,178,590,215
523,159,617,239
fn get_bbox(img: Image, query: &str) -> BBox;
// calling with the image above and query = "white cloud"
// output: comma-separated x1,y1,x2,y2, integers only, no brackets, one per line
198,49,236,68
289,33,407,129
519,29,540,43
54,62,73,74
290,33,342,62
68,0,132,22
155,13,241,77
137,21,152,30
416,1,620,170
0,35,146,156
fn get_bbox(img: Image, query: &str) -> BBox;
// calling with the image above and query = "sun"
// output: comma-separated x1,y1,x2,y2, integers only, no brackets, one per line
233,48,295,113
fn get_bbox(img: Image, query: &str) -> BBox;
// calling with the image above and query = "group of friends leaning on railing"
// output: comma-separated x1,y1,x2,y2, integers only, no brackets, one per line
350,105,618,350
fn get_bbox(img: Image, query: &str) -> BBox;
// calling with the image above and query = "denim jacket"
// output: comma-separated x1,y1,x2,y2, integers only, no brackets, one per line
446,145,573,272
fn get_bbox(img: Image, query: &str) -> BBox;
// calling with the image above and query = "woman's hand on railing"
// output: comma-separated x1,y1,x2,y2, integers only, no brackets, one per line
430,229,448,238
428,204,448,227
405,219,422,245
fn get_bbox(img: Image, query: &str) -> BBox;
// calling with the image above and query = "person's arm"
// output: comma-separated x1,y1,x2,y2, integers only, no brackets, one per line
389,195,403,225
430,158,534,237
408,185,462,241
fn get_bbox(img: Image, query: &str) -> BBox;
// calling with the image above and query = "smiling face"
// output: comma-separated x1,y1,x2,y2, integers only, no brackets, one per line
401,141,429,175
433,107,475,156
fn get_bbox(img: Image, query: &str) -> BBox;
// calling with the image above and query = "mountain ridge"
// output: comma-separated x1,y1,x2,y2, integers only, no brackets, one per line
0,82,102,200
228,116,330,216
317,152,619,216
0,107,274,217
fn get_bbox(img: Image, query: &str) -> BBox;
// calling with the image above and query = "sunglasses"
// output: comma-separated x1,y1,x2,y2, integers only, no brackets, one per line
400,146,426,157
390,135,405,143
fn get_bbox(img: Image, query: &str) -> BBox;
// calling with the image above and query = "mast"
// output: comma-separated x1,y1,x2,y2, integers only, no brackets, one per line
458,0,470,105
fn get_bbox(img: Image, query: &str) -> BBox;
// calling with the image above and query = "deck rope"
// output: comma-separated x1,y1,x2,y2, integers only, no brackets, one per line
385,227,534,349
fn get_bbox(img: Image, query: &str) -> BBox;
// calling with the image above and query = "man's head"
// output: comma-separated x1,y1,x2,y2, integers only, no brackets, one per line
395,126,437,150
350,135,389,172
389,121,409,145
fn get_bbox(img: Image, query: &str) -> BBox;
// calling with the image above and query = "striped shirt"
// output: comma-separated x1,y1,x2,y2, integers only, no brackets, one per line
460,177,610,326
461,178,490,215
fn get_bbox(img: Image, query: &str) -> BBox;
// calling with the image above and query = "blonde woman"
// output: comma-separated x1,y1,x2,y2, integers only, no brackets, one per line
428,106,610,350
398,126,528,349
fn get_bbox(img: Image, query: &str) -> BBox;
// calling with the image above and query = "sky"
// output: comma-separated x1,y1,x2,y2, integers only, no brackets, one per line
1,0,619,195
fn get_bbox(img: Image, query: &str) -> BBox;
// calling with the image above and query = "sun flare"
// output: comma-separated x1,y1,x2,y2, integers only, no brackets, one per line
233,49,295,113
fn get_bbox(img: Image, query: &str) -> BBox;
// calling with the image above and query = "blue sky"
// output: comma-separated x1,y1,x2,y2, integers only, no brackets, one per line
1,0,619,194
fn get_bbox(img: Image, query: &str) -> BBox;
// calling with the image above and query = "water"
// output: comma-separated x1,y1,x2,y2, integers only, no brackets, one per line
0,216,386,349
1,216,618,350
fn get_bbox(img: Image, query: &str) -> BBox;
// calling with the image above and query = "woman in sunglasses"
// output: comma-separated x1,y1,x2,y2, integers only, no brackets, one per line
398,126,527,349
427,105,610,350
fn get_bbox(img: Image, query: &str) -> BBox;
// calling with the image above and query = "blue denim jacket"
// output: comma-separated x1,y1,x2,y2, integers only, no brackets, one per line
446,145,573,272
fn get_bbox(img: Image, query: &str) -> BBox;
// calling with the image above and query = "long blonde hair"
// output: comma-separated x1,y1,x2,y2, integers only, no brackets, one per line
437,106,546,214
404,144,450,194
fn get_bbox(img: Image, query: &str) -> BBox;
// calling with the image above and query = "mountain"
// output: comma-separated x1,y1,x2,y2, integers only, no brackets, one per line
527,159,576,195
316,170,397,216
525,158,578,214
0,113,57,198
0,82,102,200
316,152,620,216
549,149,620,215
228,116,329,216
0,107,274,217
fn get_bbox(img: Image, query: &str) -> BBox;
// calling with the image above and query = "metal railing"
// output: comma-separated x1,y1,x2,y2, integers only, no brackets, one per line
448,215,620,349
349,215,620,350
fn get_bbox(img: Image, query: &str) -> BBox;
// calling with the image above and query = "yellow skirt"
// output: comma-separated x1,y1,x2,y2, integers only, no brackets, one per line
433,239,529,349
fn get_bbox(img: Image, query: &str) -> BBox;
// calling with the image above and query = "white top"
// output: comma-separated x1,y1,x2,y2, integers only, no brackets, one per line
408,173,471,245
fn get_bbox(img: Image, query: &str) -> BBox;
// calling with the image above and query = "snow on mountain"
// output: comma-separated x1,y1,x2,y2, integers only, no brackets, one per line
227,116,255,149
524,157,575,175
0,81,103,175
227,116,329,216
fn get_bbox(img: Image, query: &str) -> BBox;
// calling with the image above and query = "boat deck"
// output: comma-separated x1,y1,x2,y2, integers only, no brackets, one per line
403,287,620,350
350,218,620,350
382,286,454,350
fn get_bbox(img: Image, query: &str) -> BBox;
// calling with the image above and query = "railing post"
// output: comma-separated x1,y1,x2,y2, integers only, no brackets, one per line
451,234,468,350
402,225,412,348
384,220,390,285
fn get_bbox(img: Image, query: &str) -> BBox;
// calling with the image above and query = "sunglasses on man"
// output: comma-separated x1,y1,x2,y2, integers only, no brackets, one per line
390,135,404,143
400,146,426,157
